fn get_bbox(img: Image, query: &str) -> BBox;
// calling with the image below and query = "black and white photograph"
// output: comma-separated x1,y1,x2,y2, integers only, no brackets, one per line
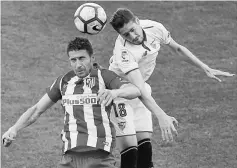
1,1,236,168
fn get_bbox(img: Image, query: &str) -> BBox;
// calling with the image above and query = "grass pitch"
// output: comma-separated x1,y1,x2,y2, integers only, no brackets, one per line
1,1,237,168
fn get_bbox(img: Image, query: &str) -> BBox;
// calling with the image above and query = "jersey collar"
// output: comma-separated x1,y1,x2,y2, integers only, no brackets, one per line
141,29,151,51
142,29,147,43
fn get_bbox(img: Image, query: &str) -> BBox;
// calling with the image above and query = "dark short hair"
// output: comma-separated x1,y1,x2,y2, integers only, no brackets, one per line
67,37,93,56
110,8,136,32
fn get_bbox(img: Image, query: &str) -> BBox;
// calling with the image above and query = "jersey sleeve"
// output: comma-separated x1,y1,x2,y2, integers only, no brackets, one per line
113,38,139,74
100,69,129,89
152,21,172,44
46,76,62,103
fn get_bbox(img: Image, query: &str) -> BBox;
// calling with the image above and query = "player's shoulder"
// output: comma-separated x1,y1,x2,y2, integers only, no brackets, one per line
48,70,75,91
61,70,76,83
100,67,115,77
115,35,126,48
95,65,118,81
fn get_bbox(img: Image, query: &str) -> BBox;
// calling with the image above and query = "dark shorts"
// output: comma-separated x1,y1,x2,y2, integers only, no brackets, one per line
57,149,117,168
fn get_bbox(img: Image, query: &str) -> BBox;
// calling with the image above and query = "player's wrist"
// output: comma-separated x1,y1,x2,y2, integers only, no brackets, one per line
156,112,168,119
154,109,168,118
111,89,120,98
9,126,19,133
201,63,210,71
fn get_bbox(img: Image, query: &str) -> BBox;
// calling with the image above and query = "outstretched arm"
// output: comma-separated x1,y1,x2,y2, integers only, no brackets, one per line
2,94,55,147
167,38,235,82
126,69,178,142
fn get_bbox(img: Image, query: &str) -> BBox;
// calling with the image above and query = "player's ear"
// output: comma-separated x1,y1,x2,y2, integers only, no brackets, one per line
135,17,140,24
91,56,95,62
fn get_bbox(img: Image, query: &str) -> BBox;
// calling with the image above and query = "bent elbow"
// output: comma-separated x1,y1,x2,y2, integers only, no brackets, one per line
127,89,141,100
138,87,142,96
135,89,141,98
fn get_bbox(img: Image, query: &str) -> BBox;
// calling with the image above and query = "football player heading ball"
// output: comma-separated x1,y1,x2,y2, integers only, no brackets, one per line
108,8,235,168
2,37,143,168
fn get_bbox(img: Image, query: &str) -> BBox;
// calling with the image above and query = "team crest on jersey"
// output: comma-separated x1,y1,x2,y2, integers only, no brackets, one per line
85,77,95,88
118,121,126,131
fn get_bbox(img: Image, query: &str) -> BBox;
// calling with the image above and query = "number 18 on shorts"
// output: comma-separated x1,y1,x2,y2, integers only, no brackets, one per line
111,99,136,137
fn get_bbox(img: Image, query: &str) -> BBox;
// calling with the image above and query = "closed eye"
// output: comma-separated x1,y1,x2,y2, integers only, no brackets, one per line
124,33,129,37
70,58,76,62
70,56,86,62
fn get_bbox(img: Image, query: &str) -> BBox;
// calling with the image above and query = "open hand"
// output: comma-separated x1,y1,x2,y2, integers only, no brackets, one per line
158,115,178,142
205,68,235,82
97,89,118,106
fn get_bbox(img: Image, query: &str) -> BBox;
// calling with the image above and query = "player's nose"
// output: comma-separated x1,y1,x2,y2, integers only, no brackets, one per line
75,60,83,68
130,32,137,40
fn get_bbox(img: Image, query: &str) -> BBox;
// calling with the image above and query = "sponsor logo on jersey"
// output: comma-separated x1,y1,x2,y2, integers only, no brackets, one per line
85,77,95,88
62,94,98,106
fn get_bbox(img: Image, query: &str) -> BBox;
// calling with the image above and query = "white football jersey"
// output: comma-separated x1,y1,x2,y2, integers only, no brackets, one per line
109,20,171,81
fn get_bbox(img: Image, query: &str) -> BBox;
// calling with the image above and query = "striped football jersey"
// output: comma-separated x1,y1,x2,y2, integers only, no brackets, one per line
46,64,126,153
109,20,171,81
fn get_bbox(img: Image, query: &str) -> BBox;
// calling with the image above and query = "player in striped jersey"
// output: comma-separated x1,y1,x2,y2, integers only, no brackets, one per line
108,8,235,168
2,37,142,168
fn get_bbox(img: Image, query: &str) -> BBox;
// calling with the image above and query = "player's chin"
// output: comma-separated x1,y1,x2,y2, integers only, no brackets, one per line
133,39,143,45
76,72,87,78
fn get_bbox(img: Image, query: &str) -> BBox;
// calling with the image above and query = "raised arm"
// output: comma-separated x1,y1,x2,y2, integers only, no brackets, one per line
167,38,235,82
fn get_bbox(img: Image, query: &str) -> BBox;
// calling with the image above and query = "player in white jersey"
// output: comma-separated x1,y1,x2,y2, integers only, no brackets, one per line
2,37,143,168
109,8,235,168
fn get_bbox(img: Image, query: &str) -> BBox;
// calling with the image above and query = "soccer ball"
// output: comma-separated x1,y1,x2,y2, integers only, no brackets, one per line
74,3,107,35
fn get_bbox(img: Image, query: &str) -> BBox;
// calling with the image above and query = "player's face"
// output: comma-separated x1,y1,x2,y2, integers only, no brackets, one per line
118,20,144,45
68,50,94,78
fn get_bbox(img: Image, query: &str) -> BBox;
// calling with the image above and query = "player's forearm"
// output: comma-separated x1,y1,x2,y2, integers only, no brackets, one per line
178,45,209,70
116,84,141,99
139,90,167,118
125,70,167,117
11,105,42,132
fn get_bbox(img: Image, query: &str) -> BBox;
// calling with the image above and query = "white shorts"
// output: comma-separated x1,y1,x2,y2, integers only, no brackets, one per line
110,83,153,137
